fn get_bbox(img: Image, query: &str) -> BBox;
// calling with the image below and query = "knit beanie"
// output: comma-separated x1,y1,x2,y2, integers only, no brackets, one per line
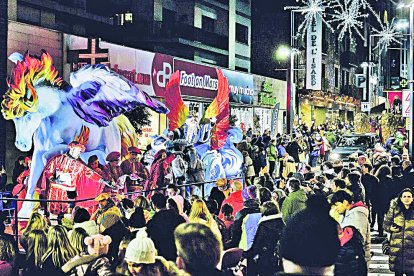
85,234,112,255
280,196,340,267
242,185,257,201
125,229,157,264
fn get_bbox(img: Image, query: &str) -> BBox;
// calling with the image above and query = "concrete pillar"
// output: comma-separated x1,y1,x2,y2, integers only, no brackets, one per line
228,0,236,70
0,0,7,165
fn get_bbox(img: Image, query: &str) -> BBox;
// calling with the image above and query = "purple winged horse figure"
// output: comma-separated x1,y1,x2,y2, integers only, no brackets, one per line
2,50,169,217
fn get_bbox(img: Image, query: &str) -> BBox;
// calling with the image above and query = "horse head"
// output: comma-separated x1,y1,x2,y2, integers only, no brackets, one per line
2,51,64,151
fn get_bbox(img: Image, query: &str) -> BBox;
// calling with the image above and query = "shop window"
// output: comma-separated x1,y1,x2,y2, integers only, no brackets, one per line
236,23,249,44
335,67,339,88
202,16,215,32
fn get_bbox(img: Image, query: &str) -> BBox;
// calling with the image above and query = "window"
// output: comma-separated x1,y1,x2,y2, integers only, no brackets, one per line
236,23,249,44
341,70,346,87
17,5,41,25
202,16,215,32
335,67,339,88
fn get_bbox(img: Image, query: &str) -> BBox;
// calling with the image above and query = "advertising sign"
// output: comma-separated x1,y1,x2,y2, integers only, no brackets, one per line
67,35,174,97
403,89,411,118
306,14,322,90
68,35,258,103
386,90,402,114
222,69,254,104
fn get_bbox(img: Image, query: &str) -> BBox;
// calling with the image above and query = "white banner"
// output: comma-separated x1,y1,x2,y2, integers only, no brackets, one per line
306,13,322,90
403,89,411,118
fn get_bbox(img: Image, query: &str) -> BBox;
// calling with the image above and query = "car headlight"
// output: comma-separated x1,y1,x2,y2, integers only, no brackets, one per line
330,153,340,160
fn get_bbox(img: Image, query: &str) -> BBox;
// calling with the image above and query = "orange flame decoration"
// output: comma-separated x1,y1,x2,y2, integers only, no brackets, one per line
114,115,139,160
1,51,64,120
74,126,90,146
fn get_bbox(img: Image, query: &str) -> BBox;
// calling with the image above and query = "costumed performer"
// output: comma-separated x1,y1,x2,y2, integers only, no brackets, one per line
120,146,148,198
39,141,108,214
102,151,124,193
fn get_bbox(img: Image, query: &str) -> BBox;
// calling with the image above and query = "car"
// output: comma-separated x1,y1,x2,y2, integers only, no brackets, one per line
329,133,380,162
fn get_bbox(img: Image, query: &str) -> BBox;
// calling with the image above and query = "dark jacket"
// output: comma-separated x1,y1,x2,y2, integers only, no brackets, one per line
0,172,6,191
335,226,367,276
147,208,186,261
101,220,128,261
62,253,113,276
286,141,301,163
243,214,284,276
230,199,261,248
40,254,67,276
402,167,414,190
371,176,391,212
361,173,378,205
384,199,414,273
12,162,24,185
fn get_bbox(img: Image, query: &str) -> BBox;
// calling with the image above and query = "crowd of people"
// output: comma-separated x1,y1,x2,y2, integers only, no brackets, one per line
0,120,413,275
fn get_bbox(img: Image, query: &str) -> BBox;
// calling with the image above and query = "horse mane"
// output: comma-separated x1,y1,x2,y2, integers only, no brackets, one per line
2,50,65,120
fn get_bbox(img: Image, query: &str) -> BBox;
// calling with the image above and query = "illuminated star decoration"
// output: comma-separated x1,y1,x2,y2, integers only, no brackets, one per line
285,0,333,38
372,18,402,53
329,0,369,42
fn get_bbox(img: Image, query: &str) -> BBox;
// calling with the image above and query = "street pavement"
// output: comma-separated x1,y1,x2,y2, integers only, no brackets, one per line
369,230,392,275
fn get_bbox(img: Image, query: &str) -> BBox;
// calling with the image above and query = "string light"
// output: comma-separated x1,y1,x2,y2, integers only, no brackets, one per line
285,0,333,38
372,18,403,53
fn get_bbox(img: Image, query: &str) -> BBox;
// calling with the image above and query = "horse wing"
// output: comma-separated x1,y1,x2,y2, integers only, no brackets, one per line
67,64,169,127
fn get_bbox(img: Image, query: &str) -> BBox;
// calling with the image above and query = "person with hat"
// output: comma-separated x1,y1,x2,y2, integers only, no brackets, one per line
121,147,148,195
280,195,340,275
62,234,113,275
39,141,105,214
92,193,128,260
102,151,123,192
229,185,261,249
125,229,179,276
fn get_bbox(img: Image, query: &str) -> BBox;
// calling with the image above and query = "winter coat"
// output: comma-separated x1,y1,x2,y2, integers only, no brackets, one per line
361,173,378,205
239,212,262,250
340,202,371,265
0,261,13,276
0,172,6,190
281,189,307,223
243,214,284,276
371,176,391,213
285,141,301,163
218,191,244,220
267,144,278,162
384,199,414,273
101,220,128,261
244,156,256,178
230,199,261,248
335,226,367,276
147,208,186,261
72,220,99,236
62,254,113,276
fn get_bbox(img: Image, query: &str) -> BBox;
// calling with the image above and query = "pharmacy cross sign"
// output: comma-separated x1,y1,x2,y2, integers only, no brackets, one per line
78,38,109,65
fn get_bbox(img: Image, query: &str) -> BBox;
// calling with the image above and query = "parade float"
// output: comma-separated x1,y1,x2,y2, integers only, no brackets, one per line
2,50,243,216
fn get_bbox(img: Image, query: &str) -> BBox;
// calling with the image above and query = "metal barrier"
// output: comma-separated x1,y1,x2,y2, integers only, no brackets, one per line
1,175,245,245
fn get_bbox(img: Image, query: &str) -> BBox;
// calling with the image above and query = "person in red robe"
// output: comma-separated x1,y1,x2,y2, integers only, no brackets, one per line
120,147,148,198
13,157,31,215
39,141,106,214
102,151,124,194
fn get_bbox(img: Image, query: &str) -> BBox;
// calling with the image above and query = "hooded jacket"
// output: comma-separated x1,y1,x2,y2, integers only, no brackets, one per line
243,214,284,276
384,199,414,273
340,202,371,265
281,189,307,223
218,191,244,220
